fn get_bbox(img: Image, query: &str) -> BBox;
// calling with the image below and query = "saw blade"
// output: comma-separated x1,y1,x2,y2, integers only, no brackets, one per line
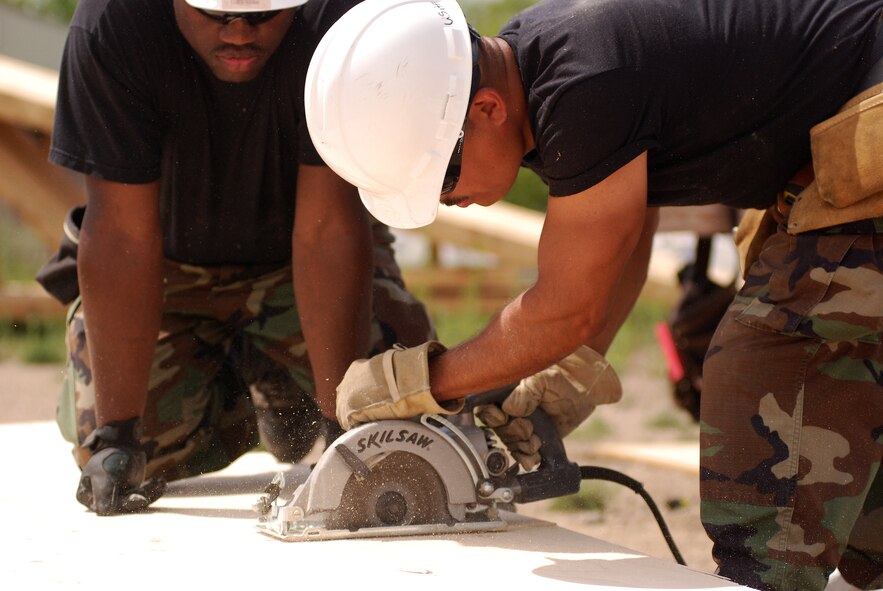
324,451,453,531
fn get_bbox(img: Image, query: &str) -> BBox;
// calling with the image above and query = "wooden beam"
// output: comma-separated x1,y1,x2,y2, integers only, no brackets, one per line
421,200,543,268
657,204,738,234
0,54,58,133
0,121,85,248
0,283,65,319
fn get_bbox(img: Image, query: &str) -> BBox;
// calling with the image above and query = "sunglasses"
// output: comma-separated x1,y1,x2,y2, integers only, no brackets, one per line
440,25,482,196
195,7,284,26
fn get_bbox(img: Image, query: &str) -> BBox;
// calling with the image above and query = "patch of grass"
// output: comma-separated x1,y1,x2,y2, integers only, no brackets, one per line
423,283,672,369
569,415,613,441
0,318,67,364
463,0,542,39
0,0,77,24
606,296,671,373
0,204,51,282
550,481,614,513
423,279,496,346
644,411,699,439
645,411,686,431
432,306,493,346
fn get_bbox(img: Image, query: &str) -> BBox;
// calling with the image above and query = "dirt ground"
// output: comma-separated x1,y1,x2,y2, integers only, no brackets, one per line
522,361,717,574
0,349,717,574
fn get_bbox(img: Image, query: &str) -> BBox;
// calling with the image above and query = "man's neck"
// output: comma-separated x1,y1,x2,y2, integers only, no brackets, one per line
488,36,534,155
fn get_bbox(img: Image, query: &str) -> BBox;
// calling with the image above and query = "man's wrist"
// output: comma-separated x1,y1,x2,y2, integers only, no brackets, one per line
82,417,143,452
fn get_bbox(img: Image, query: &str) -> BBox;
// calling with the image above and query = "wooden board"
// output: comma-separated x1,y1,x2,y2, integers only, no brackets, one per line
587,441,701,475
1,421,746,590
0,54,57,132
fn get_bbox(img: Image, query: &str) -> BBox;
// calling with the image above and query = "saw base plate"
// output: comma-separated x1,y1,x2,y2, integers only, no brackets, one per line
257,516,506,542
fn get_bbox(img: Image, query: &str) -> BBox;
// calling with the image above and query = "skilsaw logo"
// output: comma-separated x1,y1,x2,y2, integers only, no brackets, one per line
355,429,434,453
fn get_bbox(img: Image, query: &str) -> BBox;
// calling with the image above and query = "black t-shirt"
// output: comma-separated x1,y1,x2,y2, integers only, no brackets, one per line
499,0,883,209
50,0,357,265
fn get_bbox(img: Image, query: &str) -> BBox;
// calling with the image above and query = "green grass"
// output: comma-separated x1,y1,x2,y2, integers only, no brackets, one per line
0,318,67,364
0,205,63,365
645,411,686,430
644,411,698,439
605,297,670,374
0,0,77,23
568,415,613,442
0,204,50,283
431,306,493,346
429,291,671,370
550,481,614,513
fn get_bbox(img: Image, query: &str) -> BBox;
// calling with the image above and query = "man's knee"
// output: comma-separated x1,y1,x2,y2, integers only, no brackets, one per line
243,358,322,464
370,278,435,351
251,374,321,463
253,404,320,464
838,547,883,590
701,501,836,591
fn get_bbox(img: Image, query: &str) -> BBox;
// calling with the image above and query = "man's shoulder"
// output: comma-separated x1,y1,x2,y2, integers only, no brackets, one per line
298,0,362,34
70,0,170,34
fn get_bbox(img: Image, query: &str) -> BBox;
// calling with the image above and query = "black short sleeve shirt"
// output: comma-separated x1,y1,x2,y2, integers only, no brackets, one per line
499,0,883,208
50,0,357,264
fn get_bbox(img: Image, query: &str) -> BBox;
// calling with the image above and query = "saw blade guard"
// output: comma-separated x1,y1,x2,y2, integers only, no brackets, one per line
258,415,509,538
303,418,480,514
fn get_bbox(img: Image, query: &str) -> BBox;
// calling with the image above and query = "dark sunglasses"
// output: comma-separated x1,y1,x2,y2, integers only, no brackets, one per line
440,25,482,196
195,7,284,26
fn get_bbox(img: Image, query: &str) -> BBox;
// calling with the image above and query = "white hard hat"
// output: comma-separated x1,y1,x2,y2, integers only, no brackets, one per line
184,0,308,12
305,0,479,229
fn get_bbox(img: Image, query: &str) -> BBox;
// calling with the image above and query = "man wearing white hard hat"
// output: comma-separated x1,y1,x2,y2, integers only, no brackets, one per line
309,0,883,589
40,0,435,515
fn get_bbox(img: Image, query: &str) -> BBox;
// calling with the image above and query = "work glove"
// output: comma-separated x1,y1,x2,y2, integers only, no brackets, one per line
76,418,166,516
476,346,622,471
336,341,464,430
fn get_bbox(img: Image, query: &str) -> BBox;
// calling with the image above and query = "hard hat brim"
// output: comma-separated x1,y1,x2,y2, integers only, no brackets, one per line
358,187,439,230
184,0,309,11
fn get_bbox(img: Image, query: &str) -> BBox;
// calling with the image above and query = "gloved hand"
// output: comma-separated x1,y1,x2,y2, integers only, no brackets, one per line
476,346,622,470
336,341,464,430
76,418,166,516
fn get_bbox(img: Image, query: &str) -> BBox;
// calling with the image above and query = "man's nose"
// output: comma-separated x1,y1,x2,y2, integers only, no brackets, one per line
218,18,258,45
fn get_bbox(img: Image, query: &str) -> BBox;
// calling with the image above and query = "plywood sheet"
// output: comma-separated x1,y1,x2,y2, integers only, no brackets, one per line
1,421,743,589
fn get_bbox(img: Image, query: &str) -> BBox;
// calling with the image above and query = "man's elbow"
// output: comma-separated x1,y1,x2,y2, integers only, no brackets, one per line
574,314,608,346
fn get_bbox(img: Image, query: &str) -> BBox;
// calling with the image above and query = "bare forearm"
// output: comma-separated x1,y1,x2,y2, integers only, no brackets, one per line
294,235,372,418
429,285,595,400
293,166,374,420
430,152,651,401
79,218,163,426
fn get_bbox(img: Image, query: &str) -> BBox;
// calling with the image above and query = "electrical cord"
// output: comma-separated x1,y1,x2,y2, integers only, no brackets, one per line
579,465,687,566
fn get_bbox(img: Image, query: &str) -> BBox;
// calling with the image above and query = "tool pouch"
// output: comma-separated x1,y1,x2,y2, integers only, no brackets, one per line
35,205,84,305
788,82,883,234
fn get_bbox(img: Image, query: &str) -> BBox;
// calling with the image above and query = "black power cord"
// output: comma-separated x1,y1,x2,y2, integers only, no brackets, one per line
579,465,687,566
467,389,688,566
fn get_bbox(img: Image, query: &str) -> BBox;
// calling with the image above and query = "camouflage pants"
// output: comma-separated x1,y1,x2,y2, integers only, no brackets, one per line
58,224,435,482
700,223,883,591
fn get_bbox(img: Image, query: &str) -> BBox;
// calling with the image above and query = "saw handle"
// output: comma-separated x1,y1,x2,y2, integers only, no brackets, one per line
466,386,582,503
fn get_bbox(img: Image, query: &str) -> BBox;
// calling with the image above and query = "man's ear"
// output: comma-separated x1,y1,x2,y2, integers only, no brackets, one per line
471,87,508,126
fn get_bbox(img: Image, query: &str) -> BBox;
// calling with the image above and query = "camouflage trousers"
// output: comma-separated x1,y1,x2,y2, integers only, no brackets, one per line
700,222,883,591
57,224,435,482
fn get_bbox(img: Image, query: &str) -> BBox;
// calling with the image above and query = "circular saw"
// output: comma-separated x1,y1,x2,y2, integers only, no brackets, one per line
255,389,582,541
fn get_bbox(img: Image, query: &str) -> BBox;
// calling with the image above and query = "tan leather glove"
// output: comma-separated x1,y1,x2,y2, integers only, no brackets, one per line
336,341,464,430
476,345,622,470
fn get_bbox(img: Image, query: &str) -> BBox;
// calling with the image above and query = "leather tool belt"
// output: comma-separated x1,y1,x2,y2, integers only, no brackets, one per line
788,80,883,234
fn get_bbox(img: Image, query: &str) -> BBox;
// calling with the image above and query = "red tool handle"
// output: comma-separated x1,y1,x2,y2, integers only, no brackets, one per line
655,321,685,382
